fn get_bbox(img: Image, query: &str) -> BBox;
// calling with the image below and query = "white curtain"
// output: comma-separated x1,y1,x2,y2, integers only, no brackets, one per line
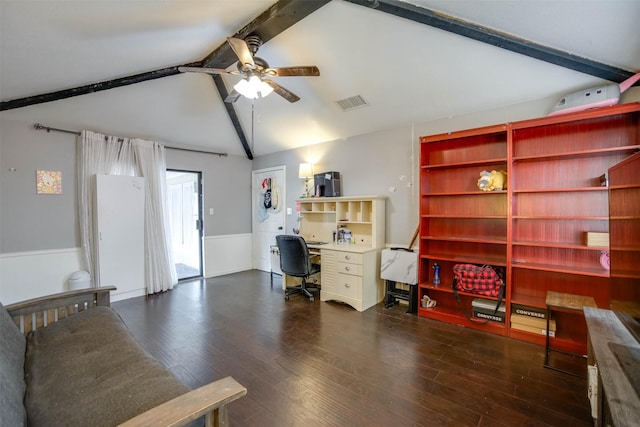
77,130,177,294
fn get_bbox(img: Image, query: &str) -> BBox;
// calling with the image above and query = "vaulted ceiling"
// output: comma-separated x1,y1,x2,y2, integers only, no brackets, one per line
1,0,639,158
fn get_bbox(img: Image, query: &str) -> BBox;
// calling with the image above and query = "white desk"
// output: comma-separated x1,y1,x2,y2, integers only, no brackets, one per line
281,243,383,312
312,243,383,312
288,196,387,310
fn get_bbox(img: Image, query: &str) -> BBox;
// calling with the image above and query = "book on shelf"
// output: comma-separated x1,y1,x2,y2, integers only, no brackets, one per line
586,232,609,248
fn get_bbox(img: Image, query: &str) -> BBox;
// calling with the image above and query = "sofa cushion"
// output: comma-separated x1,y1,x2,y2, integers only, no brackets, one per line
24,306,189,427
0,301,27,427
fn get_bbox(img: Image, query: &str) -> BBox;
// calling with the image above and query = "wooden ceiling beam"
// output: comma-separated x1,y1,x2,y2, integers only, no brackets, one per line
345,0,637,84
202,0,331,69
0,63,201,111
203,0,331,159
7,0,635,158
1,0,331,160
212,75,254,160
2,0,635,113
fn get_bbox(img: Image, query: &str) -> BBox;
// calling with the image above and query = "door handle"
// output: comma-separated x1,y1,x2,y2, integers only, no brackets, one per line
278,226,283,230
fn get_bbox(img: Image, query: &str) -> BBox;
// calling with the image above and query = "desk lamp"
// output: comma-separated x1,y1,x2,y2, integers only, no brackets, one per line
298,163,313,198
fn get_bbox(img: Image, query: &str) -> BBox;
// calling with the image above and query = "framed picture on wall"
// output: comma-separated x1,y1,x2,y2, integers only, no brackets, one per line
36,170,62,194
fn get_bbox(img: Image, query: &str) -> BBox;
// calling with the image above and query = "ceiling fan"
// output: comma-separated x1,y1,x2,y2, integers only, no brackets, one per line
179,36,320,103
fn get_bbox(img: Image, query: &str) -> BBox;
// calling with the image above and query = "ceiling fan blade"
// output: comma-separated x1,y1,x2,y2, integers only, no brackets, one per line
224,89,242,104
265,66,320,77
263,80,300,103
227,37,255,68
178,66,233,75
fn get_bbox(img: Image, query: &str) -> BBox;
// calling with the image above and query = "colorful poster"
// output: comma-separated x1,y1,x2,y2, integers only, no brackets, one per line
36,170,62,194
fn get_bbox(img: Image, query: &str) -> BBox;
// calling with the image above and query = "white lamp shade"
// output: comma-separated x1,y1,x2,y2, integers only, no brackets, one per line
259,79,274,97
234,76,274,99
298,163,313,179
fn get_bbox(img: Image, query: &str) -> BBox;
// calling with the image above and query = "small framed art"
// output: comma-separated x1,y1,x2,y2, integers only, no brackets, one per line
36,170,62,194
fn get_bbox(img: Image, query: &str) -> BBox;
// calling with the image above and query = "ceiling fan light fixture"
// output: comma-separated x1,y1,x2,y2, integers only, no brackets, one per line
234,75,274,99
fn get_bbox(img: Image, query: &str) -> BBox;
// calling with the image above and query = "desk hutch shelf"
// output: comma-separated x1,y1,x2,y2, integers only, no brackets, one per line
297,196,386,312
298,196,385,248
419,103,640,354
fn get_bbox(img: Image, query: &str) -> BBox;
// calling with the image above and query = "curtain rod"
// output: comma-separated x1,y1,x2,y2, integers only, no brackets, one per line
34,123,80,136
33,123,228,157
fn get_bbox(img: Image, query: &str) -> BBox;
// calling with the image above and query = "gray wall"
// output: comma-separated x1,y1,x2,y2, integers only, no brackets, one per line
252,88,640,247
166,149,252,236
251,100,546,247
2,88,639,254
0,117,252,253
254,125,419,246
0,119,78,252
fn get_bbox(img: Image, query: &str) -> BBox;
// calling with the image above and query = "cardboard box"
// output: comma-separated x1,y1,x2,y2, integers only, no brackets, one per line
511,313,556,331
472,298,506,312
473,310,505,323
510,322,555,337
472,298,506,323
511,303,547,320
586,232,609,248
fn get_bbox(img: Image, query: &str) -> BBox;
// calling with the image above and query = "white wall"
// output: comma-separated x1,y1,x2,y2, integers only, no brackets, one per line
0,234,254,304
0,248,83,305
203,233,253,277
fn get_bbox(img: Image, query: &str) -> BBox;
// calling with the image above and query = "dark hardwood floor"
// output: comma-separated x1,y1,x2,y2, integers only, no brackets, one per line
112,270,592,427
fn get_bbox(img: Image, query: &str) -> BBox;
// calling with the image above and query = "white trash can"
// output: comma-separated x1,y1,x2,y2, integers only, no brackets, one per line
68,271,91,291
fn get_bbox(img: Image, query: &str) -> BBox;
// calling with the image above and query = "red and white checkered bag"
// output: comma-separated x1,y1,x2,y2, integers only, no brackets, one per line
452,264,504,297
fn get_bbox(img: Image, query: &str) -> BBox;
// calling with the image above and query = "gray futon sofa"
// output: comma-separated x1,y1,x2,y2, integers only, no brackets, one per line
1,286,246,427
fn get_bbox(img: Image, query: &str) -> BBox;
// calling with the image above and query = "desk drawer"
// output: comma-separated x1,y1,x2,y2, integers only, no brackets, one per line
337,261,363,276
336,274,361,299
336,252,362,264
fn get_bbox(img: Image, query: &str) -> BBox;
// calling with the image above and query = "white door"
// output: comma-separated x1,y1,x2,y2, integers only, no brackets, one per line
167,171,203,280
252,166,286,272
95,174,146,301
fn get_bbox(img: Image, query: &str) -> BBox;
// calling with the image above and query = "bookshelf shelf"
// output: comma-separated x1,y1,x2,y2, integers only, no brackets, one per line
418,103,640,348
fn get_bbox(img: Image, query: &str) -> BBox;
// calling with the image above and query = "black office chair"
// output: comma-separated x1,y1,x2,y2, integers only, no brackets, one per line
276,235,320,301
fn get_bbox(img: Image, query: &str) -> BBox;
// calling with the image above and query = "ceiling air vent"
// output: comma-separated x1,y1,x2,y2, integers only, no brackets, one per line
336,95,369,112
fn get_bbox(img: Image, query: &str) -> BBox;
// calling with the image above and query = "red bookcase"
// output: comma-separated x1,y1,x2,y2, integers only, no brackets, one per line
419,124,509,336
608,152,640,318
418,103,640,353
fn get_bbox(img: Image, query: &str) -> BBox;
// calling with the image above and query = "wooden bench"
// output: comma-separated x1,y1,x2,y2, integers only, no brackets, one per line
544,291,597,376
584,307,640,426
2,287,247,427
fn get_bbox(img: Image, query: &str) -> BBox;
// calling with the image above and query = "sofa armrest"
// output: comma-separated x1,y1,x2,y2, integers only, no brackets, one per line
118,376,247,427
5,286,116,334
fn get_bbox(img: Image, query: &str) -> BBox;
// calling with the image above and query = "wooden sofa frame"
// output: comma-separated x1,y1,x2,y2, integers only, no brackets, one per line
5,286,247,427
